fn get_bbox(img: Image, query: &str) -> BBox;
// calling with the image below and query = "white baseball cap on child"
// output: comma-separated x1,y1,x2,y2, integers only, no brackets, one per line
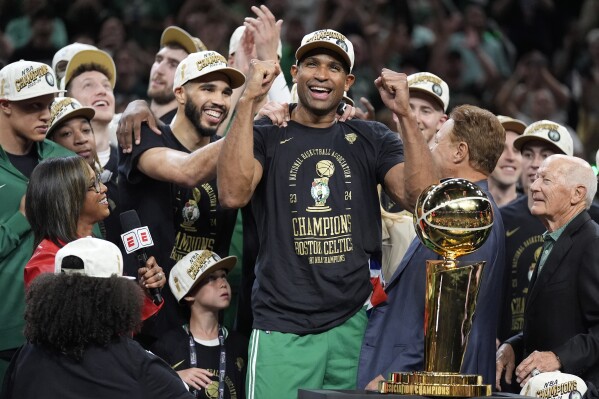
47,97,95,137
173,50,245,91
169,250,237,302
0,60,64,101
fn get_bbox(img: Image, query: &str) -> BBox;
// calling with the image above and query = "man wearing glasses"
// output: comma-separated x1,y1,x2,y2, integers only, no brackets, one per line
0,60,72,384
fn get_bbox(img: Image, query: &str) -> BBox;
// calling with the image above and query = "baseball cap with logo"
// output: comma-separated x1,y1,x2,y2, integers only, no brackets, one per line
497,115,527,135
296,29,355,73
62,49,117,90
513,120,573,156
0,60,64,101
47,97,95,137
229,26,282,59
520,371,587,399
173,50,245,91
169,250,237,302
52,43,98,80
407,72,450,112
55,237,131,278
161,26,207,54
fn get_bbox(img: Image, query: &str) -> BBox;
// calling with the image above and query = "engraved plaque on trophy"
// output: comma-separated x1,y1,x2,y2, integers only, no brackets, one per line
378,178,494,397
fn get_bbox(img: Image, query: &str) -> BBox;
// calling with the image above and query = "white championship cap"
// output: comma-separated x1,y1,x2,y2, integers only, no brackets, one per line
407,72,450,112
296,29,355,72
0,60,64,101
513,120,574,156
55,237,129,278
47,97,95,137
520,371,587,399
173,50,245,91
169,250,237,302
229,26,282,59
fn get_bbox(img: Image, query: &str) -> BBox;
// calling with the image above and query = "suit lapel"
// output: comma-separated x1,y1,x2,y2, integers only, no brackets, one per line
386,239,437,291
526,212,589,308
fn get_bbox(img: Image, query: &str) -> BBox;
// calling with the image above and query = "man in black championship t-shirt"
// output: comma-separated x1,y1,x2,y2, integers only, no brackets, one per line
119,50,245,347
217,23,438,399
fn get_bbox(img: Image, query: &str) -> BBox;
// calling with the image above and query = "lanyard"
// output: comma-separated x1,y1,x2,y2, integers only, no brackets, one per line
186,325,226,399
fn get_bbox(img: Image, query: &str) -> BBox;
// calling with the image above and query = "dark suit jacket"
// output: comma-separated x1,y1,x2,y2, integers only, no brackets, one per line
358,180,505,388
506,211,599,386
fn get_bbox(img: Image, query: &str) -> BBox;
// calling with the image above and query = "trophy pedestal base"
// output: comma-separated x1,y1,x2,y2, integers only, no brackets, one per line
379,372,491,397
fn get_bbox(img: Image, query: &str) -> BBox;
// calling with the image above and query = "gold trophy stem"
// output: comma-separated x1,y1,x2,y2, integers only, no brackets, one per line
424,260,485,372
379,260,491,397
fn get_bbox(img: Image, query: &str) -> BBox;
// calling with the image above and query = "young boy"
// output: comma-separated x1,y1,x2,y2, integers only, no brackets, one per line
150,250,248,399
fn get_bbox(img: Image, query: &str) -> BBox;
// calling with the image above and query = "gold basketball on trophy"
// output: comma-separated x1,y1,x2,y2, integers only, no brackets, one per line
413,178,494,261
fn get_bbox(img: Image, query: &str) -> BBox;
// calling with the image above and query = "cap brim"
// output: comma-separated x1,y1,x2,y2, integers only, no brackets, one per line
500,120,527,135
195,68,245,90
47,107,95,137
296,42,352,72
5,88,65,102
180,255,238,301
408,87,446,111
64,49,116,89
513,134,565,154
161,26,203,54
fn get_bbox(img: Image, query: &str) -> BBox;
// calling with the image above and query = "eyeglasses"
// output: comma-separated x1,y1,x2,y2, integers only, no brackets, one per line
87,173,102,193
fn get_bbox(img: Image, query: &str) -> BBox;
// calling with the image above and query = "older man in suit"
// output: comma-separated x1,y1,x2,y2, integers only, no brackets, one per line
495,154,599,390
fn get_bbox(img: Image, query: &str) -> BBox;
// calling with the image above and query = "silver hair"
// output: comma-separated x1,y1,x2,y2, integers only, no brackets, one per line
554,155,597,209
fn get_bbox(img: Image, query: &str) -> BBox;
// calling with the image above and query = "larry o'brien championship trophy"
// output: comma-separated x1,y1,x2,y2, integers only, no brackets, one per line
379,178,494,397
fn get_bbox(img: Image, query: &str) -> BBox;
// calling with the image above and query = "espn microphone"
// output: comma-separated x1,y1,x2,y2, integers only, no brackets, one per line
120,210,163,305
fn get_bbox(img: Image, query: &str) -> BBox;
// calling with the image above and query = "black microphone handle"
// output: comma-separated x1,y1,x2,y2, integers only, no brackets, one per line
136,250,163,305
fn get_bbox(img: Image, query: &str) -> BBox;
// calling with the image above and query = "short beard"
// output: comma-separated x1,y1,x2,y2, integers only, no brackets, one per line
147,88,175,105
184,101,218,137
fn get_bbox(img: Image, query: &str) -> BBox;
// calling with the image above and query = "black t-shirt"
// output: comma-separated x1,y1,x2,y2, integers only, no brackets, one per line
5,146,38,179
150,326,248,399
160,109,177,124
251,118,404,334
118,124,237,341
3,337,193,399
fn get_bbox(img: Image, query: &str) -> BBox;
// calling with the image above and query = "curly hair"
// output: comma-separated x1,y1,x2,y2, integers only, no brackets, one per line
24,273,144,361
26,156,90,249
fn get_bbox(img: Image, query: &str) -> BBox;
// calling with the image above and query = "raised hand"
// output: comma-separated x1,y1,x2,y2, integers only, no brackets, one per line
374,69,410,118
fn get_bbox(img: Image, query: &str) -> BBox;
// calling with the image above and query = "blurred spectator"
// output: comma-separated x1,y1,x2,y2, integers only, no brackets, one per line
496,51,571,125
491,0,561,59
4,0,68,51
576,29,599,163
9,6,60,65
113,42,149,113
96,15,127,57
447,3,510,91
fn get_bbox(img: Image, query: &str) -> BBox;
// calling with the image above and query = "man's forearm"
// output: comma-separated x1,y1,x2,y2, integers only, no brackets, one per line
217,96,259,208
